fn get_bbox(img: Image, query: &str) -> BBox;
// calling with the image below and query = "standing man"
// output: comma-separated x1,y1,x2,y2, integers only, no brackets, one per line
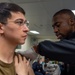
33,9,75,75
0,2,34,75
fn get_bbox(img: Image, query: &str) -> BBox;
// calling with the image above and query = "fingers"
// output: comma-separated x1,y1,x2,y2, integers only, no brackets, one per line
14,54,30,75
14,54,22,64
27,59,30,66
14,54,29,63
23,56,27,63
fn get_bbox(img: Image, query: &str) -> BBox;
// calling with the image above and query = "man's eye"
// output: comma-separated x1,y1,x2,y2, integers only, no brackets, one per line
16,21,23,25
52,23,60,28
56,23,60,27
56,24,60,27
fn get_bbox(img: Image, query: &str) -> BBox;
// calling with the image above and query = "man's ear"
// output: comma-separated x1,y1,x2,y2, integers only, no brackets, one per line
69,18,75,26
0,23,4,34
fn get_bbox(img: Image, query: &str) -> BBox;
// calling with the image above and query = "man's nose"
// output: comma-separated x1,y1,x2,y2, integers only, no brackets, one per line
23,25,29,32
54,27,58,33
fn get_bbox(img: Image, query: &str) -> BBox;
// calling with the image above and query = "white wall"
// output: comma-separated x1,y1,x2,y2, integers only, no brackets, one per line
16,35,32,52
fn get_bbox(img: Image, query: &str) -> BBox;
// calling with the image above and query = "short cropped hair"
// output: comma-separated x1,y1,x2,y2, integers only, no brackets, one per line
0,2,25,24
53,9,75,19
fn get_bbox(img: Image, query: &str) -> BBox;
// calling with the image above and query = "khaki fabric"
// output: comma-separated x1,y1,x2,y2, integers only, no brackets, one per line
0,60,16,75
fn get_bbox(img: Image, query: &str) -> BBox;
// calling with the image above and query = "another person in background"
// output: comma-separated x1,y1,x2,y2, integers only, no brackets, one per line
33,9,75,75
32,56,50,75
0,2,34,75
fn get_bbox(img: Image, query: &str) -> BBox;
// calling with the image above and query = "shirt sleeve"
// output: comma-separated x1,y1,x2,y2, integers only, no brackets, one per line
38,39,75,63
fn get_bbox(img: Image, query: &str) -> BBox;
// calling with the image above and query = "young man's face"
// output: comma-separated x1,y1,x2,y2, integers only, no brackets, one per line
52,14,73,39
2,12,29,45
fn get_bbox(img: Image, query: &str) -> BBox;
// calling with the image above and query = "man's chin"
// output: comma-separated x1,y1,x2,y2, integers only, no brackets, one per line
19,41,25,45
57,37,61,39
57,35,62,39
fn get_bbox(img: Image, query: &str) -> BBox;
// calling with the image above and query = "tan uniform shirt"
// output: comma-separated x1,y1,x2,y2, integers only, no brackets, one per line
0,60,16,75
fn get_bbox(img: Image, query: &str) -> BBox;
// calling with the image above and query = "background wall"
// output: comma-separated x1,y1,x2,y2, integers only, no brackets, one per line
16,35,32,52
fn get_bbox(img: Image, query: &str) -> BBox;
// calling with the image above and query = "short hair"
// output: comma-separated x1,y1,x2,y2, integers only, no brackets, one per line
0,2,25,24
53,9,75,19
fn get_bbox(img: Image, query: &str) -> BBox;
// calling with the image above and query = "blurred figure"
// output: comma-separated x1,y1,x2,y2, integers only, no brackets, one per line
32,56,50,75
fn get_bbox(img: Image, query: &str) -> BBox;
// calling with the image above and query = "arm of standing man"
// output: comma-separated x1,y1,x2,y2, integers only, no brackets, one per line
33,38,75,63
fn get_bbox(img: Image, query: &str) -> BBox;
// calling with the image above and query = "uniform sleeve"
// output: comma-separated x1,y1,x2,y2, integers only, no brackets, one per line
38,39,75,63
32,62,37,72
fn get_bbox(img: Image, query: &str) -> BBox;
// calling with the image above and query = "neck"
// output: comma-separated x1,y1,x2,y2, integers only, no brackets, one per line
0,37,17,63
